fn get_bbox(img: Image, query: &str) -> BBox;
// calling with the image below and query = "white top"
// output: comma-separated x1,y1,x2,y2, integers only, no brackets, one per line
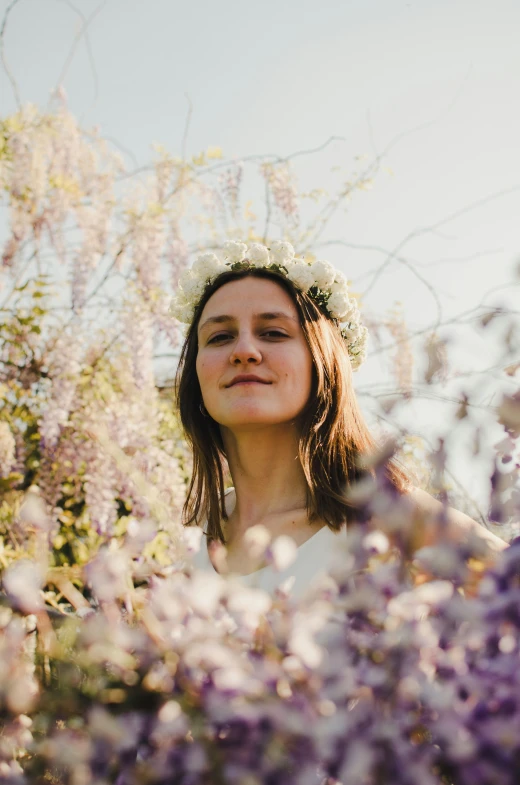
190,488,347,599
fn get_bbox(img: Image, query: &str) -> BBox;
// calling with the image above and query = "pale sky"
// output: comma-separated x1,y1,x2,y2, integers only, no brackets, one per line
2,0,519,512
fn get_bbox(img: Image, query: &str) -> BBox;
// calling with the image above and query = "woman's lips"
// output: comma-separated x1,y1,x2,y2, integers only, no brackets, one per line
230,380,268,387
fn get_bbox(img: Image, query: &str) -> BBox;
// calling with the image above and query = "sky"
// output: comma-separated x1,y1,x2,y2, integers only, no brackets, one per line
1,0,519,512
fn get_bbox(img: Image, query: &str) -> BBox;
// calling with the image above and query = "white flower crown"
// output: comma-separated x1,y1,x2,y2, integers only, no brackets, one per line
170,241,368,370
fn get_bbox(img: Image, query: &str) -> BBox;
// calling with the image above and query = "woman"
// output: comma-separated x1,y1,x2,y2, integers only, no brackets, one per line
173,241,506,597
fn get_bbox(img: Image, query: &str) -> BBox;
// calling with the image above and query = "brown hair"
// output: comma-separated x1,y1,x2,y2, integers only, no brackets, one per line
175,267,410,543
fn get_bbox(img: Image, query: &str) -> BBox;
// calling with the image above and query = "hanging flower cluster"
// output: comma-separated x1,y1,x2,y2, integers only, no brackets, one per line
1,498,519,784
170,240,369,369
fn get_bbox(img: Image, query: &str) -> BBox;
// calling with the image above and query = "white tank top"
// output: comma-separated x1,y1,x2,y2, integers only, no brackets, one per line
190,488,348,599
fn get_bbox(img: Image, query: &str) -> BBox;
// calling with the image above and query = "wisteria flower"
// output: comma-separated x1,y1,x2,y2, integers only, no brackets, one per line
0,421,16,478
3,559,44,613
270,534,298,571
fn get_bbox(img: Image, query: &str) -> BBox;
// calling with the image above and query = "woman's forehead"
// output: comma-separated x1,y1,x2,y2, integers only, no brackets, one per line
200,277,297,319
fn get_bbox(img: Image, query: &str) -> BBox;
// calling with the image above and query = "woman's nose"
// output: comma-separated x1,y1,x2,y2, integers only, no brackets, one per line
229,332,262,365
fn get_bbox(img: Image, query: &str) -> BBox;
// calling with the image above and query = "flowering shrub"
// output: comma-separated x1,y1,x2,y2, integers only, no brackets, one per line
0,462,520,784
0,103,519,782
0,102,394,599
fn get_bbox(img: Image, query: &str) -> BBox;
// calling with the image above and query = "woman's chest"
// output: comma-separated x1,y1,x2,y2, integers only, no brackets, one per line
209,519,332,578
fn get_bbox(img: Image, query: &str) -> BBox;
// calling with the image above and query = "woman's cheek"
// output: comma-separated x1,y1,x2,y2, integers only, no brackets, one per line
196,354,210,391
198,353,220,391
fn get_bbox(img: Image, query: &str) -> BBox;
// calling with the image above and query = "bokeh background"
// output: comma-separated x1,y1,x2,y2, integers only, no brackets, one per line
2,0,519,516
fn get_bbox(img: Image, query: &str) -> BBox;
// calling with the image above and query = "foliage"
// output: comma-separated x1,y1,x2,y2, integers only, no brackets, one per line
0,103,519,783
0,461,520,784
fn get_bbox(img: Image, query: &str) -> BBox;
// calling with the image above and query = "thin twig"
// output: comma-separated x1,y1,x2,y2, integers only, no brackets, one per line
52,0,107,97
0,0,22,108
361,185,520,300
262,173,272,244
373,407,489,524
55,0,101,111
181,93,193,163
302,67,480,253
0,250,38,311
318,240,502,279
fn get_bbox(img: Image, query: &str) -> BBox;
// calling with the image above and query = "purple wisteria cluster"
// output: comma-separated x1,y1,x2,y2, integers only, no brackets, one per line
0,463,519,785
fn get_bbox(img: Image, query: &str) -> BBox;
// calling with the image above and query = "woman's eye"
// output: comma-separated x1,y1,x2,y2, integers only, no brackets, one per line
207,330,287,344
207,333,231,344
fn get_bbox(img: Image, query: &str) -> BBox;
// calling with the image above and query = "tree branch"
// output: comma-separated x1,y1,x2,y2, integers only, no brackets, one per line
0,0,22,108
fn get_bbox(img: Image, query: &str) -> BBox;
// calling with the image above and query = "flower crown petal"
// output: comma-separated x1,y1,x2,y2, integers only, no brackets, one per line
171,242,368,369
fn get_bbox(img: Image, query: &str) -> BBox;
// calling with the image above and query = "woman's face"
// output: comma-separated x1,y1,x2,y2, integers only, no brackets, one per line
196,277,313,430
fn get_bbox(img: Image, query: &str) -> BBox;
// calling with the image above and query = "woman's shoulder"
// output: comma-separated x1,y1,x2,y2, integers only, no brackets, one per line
403,485,507,553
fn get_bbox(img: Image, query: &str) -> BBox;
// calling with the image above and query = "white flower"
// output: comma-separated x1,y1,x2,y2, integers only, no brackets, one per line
3,559,44,613
179,526,203,555
286,262,315,293
269,240,295,266
192,252,225,281
0,421,16,478
327,292,354,319
363,530,389,554
170,301,194,323
350,352,366,371
222,241,247,263
247,243,270,267
169,243,368,368
171,289,189,309
178,269,195,289
271,535,297,571
179,272,206,302
330,282,348,297
244,524,271,558
310,260,336,289
341,323,361,342
348,304,361,324
333,271,348,288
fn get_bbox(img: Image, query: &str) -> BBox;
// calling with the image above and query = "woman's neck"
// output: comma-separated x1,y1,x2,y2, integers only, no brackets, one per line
220,423,309,536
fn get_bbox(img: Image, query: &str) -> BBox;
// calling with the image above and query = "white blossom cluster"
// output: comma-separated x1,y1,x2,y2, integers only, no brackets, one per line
0,421,16,478
170,241,368,369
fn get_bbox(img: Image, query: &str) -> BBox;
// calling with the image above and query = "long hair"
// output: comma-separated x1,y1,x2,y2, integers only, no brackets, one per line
175,267,410,543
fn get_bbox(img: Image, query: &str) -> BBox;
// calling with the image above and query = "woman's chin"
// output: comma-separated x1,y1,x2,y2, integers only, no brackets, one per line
217,408,302,430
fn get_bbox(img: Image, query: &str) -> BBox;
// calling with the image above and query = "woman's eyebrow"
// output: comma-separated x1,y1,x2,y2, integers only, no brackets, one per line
198,311,297,333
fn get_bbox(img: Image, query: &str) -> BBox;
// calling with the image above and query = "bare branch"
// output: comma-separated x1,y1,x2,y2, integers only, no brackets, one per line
318,239,445,327
302,66,483,252
318,240,503,277
181,93,193,163
52,0,107,97
0,0,22,108
55,0,101,110
373,406,489,524
262,173,272,244
361,185,520,300
99,134,140,168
